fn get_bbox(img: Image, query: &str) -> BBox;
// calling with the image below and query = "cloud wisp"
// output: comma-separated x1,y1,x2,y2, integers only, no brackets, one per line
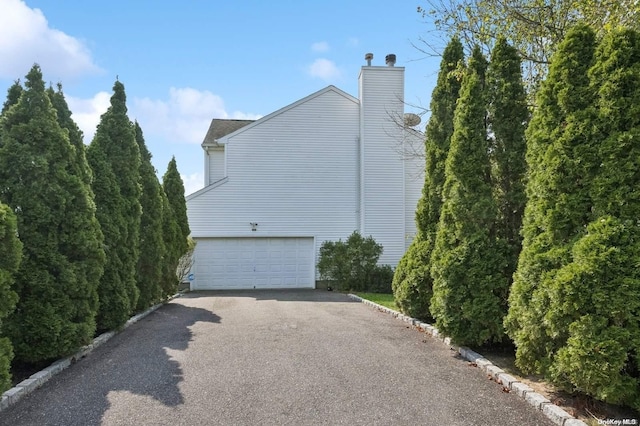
0,0,101,80
311,41,330,52
307,58,342,82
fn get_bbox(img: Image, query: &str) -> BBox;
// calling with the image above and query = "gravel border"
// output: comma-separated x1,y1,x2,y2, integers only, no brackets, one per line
0,293,183,413
347,294,588,426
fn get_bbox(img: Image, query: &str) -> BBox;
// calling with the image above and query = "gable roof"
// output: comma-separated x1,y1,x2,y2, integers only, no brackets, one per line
217,85,359,144
202,119,255,146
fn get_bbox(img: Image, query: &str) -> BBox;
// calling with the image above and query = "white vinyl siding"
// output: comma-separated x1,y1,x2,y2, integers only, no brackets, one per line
403,129,425,250
207,147,225,184
359,66,406,265
187,88,361,279
192,237,314,290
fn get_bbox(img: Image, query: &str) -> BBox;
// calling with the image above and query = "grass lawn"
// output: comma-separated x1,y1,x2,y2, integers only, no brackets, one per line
354,292,397,310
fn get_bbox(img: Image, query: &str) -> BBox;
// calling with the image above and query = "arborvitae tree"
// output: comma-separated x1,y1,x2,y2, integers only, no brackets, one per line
134,122,166,310
89,80,141,318
504,25,597,374
429,49,508,346
0,65,102,362
544,28,640,410
161,157,190,295
48,84,94,187
486,37,528,302
160,189,181,297
393,38,464,320
1,80,22,116
0,203,21,393
86,145,129,331
163,156,190,251
47,83,106,325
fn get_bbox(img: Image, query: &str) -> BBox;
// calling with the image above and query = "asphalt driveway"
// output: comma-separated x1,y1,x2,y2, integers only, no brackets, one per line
0,290,555,425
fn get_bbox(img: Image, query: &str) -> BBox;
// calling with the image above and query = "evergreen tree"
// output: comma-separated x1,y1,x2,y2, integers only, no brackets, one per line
1,80,22,116
0,203,21,393
429,49,508,345
89,80,141,319
47,83,106,325
486,37,529,302
504,25,597,374
134,122,166,310
393,38,464,320
161,157,190,296
87,145,129,331
163,156,190,250
544,28,640,409
0,65,102,362
48,84,94,187
160,190,181,297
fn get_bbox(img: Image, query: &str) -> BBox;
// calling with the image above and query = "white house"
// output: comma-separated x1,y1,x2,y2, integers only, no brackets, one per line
186,53,424,290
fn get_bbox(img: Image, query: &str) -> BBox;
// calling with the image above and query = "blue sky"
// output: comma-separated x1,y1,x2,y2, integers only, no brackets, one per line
0,0,444,194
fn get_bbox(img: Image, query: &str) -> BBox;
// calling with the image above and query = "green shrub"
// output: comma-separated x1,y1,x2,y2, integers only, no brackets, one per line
317,231,385,292
392,238,433,321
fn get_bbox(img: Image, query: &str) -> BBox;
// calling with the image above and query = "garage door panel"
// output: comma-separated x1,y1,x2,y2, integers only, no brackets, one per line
193,237,314,290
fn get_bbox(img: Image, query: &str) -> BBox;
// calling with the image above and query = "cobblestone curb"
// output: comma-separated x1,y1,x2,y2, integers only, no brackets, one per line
347,294,587,426
0,293,183,414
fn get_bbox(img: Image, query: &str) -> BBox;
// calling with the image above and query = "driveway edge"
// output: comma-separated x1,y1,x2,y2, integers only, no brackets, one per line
0,293,183,413
347,294,588,426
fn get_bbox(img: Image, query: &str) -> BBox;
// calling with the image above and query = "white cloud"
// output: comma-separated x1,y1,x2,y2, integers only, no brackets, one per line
307,58,342,82
0,0,100,80
311,41,329,52
347,37,359,47
132,87,262,144
66,91,111,142
181,172,205,196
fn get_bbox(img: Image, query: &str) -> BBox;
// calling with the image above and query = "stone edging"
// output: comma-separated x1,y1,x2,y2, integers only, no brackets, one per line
347,294,588,426
0,293,183,413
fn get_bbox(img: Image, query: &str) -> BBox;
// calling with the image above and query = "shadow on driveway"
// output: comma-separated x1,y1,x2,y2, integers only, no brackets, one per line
0,301,220,426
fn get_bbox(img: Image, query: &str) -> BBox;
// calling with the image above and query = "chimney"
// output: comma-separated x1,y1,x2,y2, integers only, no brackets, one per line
385,54,396,67
365,53,373,66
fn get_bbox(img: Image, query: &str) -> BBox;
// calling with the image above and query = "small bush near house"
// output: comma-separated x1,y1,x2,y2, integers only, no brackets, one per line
317,231,390,292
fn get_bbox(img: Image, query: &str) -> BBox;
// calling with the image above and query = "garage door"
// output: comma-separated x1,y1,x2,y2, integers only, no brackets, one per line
192,237,314,290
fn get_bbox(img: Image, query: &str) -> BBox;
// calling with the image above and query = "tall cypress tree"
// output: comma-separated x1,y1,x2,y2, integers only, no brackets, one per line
486,37,529,303
504,25,597,373
160,190,181,297
163,157,190,248
393,38,464,320
87,145,129,331
0,65,102,362
89,80,142,319
429,48,508,346
47,84,106,325
162,157,190,295
135,122,165,310
0,203,21,393
544,28,640,409
88,80,141,329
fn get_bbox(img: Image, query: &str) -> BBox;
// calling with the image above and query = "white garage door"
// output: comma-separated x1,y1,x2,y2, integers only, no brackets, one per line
192,237,314,290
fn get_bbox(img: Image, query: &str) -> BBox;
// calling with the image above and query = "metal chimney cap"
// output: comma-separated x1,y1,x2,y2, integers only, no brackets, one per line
385,54,396,66
365,53,373,66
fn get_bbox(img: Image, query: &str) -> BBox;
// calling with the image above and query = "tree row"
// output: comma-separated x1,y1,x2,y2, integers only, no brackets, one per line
394,26,640,410
0,65,192,393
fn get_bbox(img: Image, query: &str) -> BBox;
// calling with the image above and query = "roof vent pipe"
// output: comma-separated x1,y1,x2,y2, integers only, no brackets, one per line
385,54,396,67
365,53,373,66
